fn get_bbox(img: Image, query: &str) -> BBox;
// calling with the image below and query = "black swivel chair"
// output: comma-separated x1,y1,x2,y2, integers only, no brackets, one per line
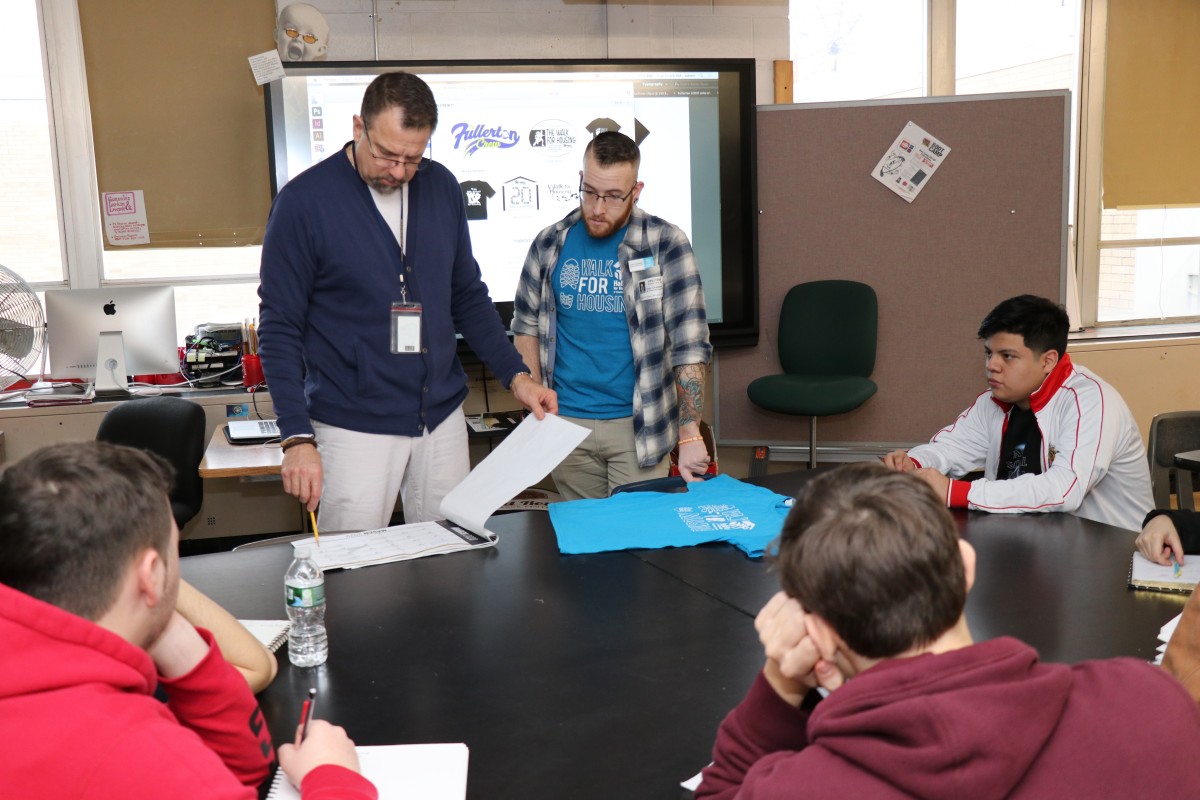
747,280,878,469
1147,411,1200,511
96,396,207,529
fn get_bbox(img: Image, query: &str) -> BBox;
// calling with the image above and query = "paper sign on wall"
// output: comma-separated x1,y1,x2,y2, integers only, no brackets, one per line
871,121,951,203
102,190,150,245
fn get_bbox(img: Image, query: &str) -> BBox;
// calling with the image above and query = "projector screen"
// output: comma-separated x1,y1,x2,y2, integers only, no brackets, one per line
264,59,758,346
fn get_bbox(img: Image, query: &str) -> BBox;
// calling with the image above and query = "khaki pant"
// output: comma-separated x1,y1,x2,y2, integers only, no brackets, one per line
552,415,667,500
313,406,469,532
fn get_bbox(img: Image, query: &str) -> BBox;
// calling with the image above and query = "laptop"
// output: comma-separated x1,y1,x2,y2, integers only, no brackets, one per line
224,419,280,444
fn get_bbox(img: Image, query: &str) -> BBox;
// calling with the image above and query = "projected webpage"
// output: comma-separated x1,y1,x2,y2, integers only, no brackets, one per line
274,70,722,320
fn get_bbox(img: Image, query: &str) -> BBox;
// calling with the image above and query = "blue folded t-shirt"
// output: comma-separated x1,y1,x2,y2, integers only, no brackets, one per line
549,474,794,557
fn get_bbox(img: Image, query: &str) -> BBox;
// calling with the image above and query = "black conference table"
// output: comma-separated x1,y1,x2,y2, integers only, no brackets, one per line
181,472,1184,799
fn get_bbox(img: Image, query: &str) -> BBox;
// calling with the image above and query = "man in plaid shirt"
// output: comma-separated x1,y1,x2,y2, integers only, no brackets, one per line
513,132,712,499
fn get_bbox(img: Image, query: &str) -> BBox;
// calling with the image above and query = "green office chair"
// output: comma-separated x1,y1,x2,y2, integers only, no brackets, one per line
747,280,878,469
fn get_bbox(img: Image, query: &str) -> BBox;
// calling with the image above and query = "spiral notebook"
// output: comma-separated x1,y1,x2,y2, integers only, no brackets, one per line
238,619,290,652
1128,552,1200,595
265,743,469,799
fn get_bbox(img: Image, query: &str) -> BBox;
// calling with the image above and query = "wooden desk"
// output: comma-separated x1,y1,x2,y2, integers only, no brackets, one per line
198,425,283,478
182,482,1180,798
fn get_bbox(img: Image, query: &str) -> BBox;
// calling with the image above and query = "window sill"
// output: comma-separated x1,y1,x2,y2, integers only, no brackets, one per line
1070,322,1200,344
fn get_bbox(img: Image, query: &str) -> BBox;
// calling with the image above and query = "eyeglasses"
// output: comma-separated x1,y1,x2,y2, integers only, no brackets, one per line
362,127,429,171
578,179,636,207
283,27,319,44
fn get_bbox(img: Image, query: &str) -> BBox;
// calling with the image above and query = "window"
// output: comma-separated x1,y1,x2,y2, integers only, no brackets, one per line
9,0,264,356
791,2,1200,333
0,0,66,286
955,1,1080,96
789,0,926,102
1096,209,1200,323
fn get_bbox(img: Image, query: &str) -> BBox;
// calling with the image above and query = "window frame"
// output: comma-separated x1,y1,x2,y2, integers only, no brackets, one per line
38,0,1180,333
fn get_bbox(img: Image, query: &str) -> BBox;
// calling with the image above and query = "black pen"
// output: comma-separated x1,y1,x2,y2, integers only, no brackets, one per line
299,687,317,740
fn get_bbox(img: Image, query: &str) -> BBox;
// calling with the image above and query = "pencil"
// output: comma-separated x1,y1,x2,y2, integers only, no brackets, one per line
310,510,320,546
300,687,317,740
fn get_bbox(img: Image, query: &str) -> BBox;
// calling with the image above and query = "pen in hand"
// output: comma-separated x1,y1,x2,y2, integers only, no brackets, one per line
309,510,320,547
299,687,317,741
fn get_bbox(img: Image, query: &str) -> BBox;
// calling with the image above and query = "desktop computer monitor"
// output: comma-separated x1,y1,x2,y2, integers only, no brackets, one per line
45,286,179,397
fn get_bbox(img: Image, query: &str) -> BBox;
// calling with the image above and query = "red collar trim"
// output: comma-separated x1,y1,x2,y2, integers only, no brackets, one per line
989,353,1073,414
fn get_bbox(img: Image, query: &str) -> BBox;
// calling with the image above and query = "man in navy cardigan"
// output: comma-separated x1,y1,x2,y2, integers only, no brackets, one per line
259,72,555,532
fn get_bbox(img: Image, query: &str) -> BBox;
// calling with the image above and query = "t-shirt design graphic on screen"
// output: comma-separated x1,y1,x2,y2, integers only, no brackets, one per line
459,180,495,221
503,177,540,212
587,118,621,137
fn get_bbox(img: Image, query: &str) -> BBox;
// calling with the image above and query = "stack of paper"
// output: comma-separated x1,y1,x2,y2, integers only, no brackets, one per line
1156,612,1183,666
303,521,494,571
294,414,589,571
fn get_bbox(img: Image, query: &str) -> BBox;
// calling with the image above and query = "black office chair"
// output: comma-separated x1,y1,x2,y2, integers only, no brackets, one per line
747,280,878,469
96,396,207,529
1147,411,1200,510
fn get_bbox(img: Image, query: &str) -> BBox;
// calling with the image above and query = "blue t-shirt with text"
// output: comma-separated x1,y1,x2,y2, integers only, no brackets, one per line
552,221,635,419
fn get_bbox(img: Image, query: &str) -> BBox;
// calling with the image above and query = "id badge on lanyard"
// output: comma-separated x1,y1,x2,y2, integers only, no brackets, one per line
391,302,422,354
390,197,422,355
390,273,421,354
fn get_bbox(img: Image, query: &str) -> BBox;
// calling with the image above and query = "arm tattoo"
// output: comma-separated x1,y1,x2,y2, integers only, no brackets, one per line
675,363,705,426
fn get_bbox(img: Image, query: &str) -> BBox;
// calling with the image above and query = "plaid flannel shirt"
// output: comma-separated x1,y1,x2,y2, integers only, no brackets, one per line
512,206,711,467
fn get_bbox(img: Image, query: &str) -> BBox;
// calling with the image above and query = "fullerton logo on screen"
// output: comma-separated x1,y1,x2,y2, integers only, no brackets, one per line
450,122,520,156
103,300,117,316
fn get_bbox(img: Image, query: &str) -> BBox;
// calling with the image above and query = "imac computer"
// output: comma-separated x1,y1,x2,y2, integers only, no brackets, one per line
45,286,179,397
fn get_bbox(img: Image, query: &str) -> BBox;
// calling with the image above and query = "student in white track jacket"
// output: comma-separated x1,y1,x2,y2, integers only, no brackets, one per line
884,295,1151,532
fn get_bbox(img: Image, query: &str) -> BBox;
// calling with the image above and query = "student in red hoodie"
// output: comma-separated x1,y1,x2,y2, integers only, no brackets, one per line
697,463,1200,799
0,441,376,800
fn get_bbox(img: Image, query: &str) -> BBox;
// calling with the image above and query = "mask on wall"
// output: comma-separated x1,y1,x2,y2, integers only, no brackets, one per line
275,3,330,62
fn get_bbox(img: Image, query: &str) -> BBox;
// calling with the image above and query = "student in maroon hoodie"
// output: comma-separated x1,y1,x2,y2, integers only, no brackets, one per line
697,463,1200,799
0,441,376,800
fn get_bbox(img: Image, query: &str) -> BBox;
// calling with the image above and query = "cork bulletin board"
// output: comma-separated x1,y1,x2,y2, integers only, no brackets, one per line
717,91,1069,449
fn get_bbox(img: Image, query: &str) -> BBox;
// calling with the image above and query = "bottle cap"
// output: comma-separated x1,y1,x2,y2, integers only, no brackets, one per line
294,543,313,559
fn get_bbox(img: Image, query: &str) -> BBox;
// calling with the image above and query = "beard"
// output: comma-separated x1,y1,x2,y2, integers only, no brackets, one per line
367,175,404,194
583,202,633,239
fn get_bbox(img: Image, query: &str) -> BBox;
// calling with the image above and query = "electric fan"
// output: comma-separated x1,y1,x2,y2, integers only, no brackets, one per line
0,264,47,392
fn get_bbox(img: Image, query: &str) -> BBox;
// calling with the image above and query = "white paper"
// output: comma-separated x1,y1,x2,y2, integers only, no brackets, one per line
1131,551,1200,587
871,121,951,203
1157,611,1184,665
248,50,286,85
440,413,590,535
237,619,290,652
301,521,493,571
102,190,149,245
292,414,588,570
267,743,468,799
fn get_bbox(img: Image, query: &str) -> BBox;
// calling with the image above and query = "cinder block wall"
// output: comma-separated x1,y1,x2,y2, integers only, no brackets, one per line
280,0,788,105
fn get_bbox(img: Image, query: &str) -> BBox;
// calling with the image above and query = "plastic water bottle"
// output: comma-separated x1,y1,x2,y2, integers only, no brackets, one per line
285,545,328,667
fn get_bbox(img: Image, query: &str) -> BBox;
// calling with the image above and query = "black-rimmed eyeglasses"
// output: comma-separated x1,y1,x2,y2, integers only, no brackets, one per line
362,127,428,171
578,179,635,206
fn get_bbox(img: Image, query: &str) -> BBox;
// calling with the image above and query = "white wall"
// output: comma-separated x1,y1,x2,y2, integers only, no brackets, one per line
277,0,788,104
